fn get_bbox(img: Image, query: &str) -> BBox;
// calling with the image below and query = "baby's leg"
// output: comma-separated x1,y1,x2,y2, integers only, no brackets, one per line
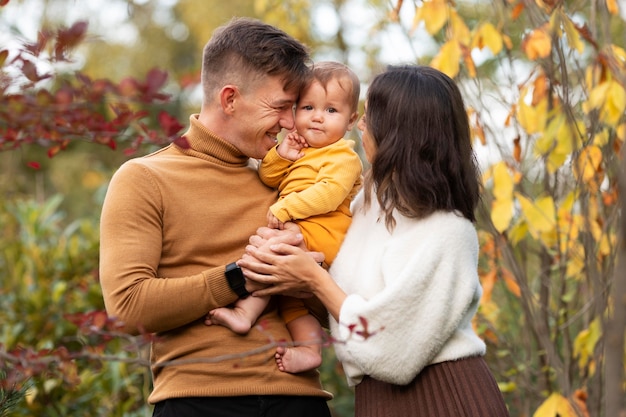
206,296,269,334
276,314,323,373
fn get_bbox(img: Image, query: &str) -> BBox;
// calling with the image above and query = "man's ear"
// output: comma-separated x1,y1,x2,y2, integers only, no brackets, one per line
220,85,238,115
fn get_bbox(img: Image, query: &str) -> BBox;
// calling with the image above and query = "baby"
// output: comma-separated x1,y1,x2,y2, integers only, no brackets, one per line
207,62,362,373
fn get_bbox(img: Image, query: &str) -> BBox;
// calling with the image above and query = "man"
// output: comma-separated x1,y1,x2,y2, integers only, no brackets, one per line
99,17,332,417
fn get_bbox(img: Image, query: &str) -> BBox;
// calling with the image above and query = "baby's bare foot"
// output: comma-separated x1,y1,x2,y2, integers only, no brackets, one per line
206,308,253,334
275,345,322,373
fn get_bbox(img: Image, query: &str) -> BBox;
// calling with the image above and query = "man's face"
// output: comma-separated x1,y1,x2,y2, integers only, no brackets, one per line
232,75,299,159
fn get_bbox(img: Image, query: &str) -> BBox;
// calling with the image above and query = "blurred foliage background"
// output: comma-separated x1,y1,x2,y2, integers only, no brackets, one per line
1,0,625,416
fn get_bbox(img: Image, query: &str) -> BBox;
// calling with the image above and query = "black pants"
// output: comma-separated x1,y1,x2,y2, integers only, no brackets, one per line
153,395,331,417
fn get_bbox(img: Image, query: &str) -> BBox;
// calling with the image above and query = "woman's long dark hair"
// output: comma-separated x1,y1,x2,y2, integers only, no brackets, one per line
363,65,481,230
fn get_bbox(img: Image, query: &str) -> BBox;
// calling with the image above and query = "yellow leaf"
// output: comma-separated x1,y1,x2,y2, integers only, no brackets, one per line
533,392,578,417
414,0,448,35
472,23,503,55
592,129,610,146
574,145,602,183
604,81,626,124
493,162,514,200
561,13,584,54
516,194,556,238
492,198,514,233
616,123,626,143
449,10,470,45
573,318,601,371
587,80,626,125
517,95,548,134
606,0,619,15
498,381,518,393
431,40,461,78
565,247,585,278
523,27,552,60
509,219,529,245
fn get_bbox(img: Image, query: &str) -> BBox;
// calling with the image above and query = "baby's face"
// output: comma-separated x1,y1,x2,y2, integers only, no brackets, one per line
294,79,358,148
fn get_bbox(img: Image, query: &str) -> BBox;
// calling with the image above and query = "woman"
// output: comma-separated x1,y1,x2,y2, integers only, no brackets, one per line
239,65,510,416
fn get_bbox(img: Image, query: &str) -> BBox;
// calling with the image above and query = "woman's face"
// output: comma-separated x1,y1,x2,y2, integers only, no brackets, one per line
357,103,376,163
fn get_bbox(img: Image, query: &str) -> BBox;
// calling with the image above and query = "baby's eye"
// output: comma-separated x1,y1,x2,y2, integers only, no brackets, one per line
327,107,337,113
302,105,313,111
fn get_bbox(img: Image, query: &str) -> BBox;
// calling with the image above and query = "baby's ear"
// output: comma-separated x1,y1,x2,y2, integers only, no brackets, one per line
347,111,359,130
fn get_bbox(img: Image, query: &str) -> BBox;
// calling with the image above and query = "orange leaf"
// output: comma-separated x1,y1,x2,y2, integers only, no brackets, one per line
606,0,619,15
523,27,551,60
511,2,525,19
513,137,522,162
501,268,521,297
480,270,497,303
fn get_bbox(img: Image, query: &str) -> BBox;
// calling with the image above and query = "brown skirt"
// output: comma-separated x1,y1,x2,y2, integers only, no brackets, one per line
354,356,509,417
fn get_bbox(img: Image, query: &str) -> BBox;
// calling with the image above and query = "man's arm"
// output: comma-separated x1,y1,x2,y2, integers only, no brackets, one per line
99,162,240,334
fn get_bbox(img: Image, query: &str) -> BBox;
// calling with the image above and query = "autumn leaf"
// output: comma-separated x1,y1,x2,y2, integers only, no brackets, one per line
573,318,601,373
449,10,470,45
511,2,525,19
586,80,626,125
522,26,552,60
606,0,619,15
537,112,584,172
559,12,585,54
480,270,497,303
501,267,521,297
158,111,184,137
472,23,503,55
413,0,448,35
517,91,548,134
533,392,578,417
492,162,514,200
573,145,602,183
431,40,461,78
516,194,556,238
0,49,8,67
489,162,515,233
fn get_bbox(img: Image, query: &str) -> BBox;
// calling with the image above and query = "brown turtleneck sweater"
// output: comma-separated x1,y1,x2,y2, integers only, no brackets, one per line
99,115,331,403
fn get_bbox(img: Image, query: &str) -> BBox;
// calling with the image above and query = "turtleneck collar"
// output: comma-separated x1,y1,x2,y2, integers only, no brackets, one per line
177,114,250,166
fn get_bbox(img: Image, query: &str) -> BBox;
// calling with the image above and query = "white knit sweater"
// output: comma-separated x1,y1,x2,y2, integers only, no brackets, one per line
328,190,486,386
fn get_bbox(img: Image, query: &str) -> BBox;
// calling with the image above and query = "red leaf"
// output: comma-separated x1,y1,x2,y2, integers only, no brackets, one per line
27,161,41,169
146,68,168,95
21,60,40,82
55,21,88,60
158,111,183,137
48,145,61,158
173,135,190,149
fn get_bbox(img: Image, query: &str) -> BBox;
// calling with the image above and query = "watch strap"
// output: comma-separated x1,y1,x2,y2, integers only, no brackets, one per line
225,262,250,299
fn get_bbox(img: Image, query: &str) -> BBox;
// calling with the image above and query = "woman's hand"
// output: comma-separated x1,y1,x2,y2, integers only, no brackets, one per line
239,227,324,298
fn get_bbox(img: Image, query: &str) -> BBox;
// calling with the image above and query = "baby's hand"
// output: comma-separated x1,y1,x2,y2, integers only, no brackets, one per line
277,132,307,161
267,210,285,230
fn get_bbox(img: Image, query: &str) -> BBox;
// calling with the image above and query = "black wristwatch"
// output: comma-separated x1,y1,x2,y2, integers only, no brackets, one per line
225,262,250,299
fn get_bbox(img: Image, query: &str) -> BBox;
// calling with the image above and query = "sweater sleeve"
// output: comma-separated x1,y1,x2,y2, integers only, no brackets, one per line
99,161,237,335
333,214,485,385
270,144,362,222
258,146,292,188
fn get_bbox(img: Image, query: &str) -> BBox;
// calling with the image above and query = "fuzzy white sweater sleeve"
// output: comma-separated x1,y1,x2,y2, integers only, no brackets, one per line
328,191,486,386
